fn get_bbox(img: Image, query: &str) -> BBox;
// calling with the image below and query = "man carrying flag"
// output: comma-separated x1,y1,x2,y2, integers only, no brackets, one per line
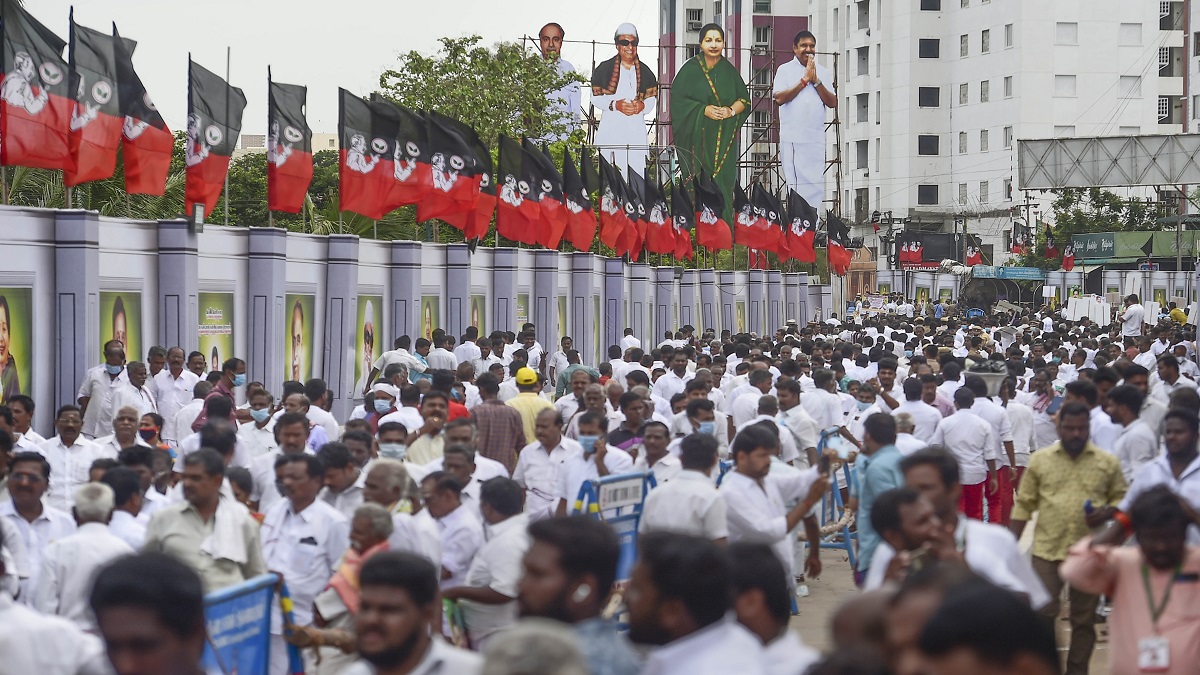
267,73,313,214
185,59,246,219
64,16,127,187
1,4,73,171
113,28,170,195
693,170,732,252
826,211,854,276
786,189,818,263
562,146,596,251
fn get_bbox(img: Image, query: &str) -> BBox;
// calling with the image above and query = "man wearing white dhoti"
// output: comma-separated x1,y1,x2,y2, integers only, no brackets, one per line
772,31,836,217
591,23,658,178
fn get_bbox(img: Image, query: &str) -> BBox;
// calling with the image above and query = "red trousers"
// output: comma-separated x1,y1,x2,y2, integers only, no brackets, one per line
987,467,1016,526
960,481,985,521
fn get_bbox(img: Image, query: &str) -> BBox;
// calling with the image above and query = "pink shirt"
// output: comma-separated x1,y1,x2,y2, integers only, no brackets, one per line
1061,537,1200,674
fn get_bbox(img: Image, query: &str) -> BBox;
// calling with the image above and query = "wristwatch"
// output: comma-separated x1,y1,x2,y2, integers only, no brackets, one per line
609,101,614,111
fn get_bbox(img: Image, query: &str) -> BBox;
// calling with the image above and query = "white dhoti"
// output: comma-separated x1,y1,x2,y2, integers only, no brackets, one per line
781,141,826,216
595,114,651,176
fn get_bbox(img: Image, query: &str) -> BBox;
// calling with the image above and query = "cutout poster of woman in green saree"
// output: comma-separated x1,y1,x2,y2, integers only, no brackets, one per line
670,23,750,220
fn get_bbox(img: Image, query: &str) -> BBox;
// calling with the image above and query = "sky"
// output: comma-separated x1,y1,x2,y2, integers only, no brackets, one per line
28,0,659,138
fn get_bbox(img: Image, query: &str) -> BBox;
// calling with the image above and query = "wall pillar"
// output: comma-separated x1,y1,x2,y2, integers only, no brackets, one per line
323,235,359,420
246,227,288,391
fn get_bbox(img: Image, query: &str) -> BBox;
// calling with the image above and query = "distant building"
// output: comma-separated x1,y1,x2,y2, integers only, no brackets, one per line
234,133,338,158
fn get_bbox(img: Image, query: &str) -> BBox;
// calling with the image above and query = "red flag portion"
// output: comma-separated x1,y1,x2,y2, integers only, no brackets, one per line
693,171,732,252
1,5,73,170
784,190,818,263
523,139,567,249
436,116,493,240
670,183,695,260
112,28,170,195
561,146,596,251
267,76,313,214
1045,226,1060,260
495,135,541,245
733,183,775,250
826,212,854,276
338,89,395,220
597,155,629,255
185,60,246,219
370,97,430,211
64,18,127,186
417,111,484,229
752,183,786,257
1062,242,1075,271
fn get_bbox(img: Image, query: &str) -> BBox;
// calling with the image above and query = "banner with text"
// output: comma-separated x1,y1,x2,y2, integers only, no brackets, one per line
202,573,277,675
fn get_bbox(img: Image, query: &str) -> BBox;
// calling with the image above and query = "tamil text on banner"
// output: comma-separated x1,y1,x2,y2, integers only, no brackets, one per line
202,574,276,675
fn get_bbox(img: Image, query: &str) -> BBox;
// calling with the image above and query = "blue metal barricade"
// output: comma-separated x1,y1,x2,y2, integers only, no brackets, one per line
572,471,656,583
816,427,858,569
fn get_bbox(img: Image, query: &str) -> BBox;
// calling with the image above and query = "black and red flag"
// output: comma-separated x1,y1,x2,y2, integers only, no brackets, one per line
64,16,127,186
185,59,246,219
0,4,73,170
1010,222,1027,254
1044,225,1059,259
733,182,771,250
670,182,695,260
561,146,596,251
1062,241,1075,271
437,115,493,241
370,96,430,211
827,211,854,276
693,170,732,252
752,183,786,257
641,173,675,255
785,190,818,263
965,245,983,266
266,72,313,214
338,88,394,220
581,145,601,195
112,27,170,195
522,138,566,249
597,154,629,255
417,111,483,229
625,167,653,258
495,134,541,245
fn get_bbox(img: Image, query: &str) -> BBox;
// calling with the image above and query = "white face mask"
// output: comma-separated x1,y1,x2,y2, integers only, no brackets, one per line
379,443,408,461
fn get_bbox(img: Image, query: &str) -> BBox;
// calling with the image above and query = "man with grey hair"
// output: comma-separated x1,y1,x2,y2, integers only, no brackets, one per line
33,482,133,630
363,459,441,568
481,618,589,675
110,361,158,421
893,413,927,456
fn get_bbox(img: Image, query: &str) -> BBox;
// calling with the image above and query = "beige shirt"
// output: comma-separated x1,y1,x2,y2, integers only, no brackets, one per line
143,498,266,592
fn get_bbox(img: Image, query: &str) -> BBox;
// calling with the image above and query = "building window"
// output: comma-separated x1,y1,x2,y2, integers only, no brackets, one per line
980,80,989,102
856,93,870,122
1004,23,1013,47
858,1,870,30
981,29,990,53
980,129,989,152
918,135,940,155
328,138,336,148
919,39,940,58
959,83,968,104
857,46,870,76
752,152,770,169
686,45,700,59
1159,96,1172,120
754,26,770,47
918,185,939,205
1054,75,1077,97
921,0,941,9
753,69,770,86
1055,22,1078,45
960,34,969,57
714,1,722,16
856,140,869,169
1120,76,1142,98
1003,179,1012,200
753,0,771,12
918,86,941,107
876,91,881,124
961,0,969,7
752,110,770,128
1004,75,1013,97
958,183,968,205
686,8,702,23
959,131,968,153
1195,33,1200,56
1003,125,1013,148
1119,23,1142,46
979,181,989,203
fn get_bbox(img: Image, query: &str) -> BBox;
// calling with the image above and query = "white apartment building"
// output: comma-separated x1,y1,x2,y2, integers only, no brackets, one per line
808,0,1172,270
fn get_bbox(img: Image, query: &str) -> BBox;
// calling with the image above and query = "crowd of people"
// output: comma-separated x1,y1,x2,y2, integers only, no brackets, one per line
2,291,1200,675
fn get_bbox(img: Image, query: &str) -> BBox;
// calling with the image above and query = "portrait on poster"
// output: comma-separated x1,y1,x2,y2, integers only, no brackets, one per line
421,296,440,341
557,295,568,343
285,294,315,382
198,293,235,374
0,287,32,404
99,291,142,363
355,296,382,395
470,294,487,335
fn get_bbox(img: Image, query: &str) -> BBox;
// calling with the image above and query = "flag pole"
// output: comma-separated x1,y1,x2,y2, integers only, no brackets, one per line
224,46,231,228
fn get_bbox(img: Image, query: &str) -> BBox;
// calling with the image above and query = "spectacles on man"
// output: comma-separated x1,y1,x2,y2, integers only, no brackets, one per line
616,39,639,47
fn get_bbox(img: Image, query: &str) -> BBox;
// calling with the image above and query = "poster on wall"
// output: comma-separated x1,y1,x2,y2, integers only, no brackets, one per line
938,288,953,303
354,296,382,395
420,296,440,341
915,287,931,304
1154,288,1167,308
878,284,891,294
516,293,530,328
470,294,487,335
99,291,142,362
735,301,747,334
0,288,32,404
284,294,315,382
197,293,235,374
557,296,568,342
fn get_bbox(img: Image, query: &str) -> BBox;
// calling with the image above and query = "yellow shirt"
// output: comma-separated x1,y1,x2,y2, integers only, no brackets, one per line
1012,441,1127,561
506,392,555,449
1170,307,1188,324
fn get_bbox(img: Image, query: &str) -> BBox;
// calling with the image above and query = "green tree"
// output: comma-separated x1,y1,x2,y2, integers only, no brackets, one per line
1012,187,1163,269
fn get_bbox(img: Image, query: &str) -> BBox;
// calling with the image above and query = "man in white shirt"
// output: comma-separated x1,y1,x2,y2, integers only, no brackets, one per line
0,567,108,675
893,414,929,456
171,381,211,451
238,389,278,458
152,347,200,446
801,368,860,450
93,405,152,459
928,388,996,521
864,452,1049,610
442,477,530,651
1116,294,1145,338
454,328,483,367
628,532,767,674
892,378,941,442
729,370,775,428
419,471,484,590
364,336,427,394
1106,384,1161,482
2,452,77,605
38,406,111,512
34,482,133,630
652,351,695,405
77,340,129,439
639,433,727,542
317,442,365,520
620,328,641,352
102,467,146,550
720,422,828,590
109,361,158,424
554,411,635,516
1151,353,1200,405
345,551,483,675
634,421,682,483
262,454,350,675
773,30,836,222
775,379,819,468
730,542,819,675
514,409,582,521
426,333,459,371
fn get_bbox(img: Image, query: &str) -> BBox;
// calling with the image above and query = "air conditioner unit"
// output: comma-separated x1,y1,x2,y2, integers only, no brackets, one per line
687,21,703,31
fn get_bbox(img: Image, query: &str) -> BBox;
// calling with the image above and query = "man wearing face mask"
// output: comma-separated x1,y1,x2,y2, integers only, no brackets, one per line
238,389,278,458
78,340,129,439
554,411,634,517
364,383,398,434
669,395,730,458
191,358,246,433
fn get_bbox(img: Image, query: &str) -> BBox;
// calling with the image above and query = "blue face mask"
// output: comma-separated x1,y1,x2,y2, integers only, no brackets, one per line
696,421,716,435
105,364,123,376
904,350,914,358
232,374,247,388
578,434,599,454
250,408,272,424
856,400,873,411
374,398,393,414
1051,357,1062,364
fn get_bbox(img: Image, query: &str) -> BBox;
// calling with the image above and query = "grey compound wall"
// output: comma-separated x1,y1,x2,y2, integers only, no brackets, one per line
2,204,837,434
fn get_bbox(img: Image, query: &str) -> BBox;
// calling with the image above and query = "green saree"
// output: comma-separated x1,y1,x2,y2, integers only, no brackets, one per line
670,55,750,220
